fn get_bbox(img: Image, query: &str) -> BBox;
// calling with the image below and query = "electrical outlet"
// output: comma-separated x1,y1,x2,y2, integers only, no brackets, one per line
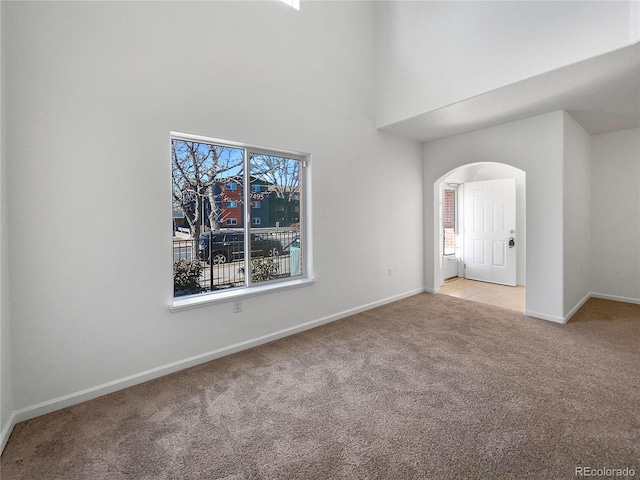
233,300,242,313
388,268,393,276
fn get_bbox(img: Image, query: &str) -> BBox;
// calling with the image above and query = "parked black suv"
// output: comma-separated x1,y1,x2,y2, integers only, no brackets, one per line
198,230,283,264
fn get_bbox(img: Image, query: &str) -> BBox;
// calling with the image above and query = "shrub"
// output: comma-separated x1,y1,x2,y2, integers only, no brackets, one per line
173,259,203,294
239,256,280,282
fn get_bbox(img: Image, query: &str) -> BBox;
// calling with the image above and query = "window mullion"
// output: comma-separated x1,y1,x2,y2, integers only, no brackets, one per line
243,149,252,287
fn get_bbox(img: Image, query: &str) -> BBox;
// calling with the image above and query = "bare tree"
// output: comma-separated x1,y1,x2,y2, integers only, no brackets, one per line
250,154,300,201
172,140,243,242
250,154,301,227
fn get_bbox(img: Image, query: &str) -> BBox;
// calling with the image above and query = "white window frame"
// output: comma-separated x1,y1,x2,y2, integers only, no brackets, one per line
443,185,457,256
226,218,238,226
170,131,314,311
252,217,261,226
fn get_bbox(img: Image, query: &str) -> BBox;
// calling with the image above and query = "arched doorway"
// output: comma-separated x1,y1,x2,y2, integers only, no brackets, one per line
434,162,526,311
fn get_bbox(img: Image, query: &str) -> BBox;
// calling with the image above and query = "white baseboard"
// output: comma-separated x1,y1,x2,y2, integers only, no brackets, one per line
563,292,592,324
424,287,438,294
590,292,640,305
523,310,566,324
0,411,17,454
526,292,640,325
0,288,424,455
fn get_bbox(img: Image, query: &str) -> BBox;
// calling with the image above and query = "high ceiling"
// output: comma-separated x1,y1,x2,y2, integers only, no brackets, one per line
379,43,640,143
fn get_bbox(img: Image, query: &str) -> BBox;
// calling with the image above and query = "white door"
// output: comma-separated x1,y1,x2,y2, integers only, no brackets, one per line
463,178,516,286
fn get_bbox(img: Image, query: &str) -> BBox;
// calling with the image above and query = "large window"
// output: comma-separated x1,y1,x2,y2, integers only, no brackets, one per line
171,133,309,304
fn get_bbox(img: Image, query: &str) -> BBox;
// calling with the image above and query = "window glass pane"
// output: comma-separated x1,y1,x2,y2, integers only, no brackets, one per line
443,188,456,255
249,153,303,283
172,139,245,296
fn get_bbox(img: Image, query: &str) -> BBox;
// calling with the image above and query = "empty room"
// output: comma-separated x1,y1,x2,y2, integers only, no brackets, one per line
1,1,639,479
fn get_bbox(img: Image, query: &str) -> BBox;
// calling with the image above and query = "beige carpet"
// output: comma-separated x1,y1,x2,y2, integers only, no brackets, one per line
1,294,639,479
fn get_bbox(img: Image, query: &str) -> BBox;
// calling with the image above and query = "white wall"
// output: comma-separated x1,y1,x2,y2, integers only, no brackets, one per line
0,0,15,450
3,1,423,415
563,113,592,316
444,163,526,286
374,1,638,128
591,128,640,302
424,112,565,321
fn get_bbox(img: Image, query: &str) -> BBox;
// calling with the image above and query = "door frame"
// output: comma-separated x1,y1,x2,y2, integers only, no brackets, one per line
462,177,517,286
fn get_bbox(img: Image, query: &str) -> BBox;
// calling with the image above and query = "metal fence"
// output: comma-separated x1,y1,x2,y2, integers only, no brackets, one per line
173,230,301,296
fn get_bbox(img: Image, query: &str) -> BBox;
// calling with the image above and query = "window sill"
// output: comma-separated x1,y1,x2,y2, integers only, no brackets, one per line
169,277,315,312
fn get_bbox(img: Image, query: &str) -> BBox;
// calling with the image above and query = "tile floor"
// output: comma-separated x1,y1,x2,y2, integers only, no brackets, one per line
439,277,525,312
